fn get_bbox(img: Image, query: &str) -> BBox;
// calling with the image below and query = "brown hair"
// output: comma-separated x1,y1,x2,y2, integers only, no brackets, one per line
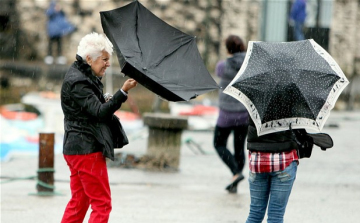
225,35,246,54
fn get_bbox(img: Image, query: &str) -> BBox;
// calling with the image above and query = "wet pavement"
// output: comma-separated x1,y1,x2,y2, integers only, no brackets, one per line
1,111,360,223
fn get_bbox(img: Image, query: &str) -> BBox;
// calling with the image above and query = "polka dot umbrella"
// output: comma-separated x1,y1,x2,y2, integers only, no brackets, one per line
223,39,349,136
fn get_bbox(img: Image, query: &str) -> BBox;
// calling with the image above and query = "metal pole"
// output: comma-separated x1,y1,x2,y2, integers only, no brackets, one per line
316,0,321,28
106,57,113,95
36,133,55,195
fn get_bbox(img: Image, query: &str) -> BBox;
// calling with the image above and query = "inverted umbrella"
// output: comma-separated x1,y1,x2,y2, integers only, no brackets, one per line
224,39,349,136
100,1,219,101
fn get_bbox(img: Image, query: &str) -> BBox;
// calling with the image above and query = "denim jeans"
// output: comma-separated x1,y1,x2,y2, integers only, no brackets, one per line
246,161,297,223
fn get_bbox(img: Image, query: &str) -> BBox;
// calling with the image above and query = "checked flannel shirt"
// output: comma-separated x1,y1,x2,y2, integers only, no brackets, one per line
248,149,299,173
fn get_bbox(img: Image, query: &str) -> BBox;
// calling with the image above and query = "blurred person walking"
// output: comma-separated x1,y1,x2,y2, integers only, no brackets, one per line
213,35,249,194
290,0,307,41
44,0,75,64
60,32,137,223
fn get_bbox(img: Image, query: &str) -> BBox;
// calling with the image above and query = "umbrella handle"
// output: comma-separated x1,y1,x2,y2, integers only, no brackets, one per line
289,123,314,159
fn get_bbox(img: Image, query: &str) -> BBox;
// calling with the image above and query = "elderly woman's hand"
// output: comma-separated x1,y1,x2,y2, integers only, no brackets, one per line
121,78,138,93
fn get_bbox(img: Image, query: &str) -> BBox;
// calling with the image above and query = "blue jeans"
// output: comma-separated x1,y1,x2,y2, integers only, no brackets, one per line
246,161,297,223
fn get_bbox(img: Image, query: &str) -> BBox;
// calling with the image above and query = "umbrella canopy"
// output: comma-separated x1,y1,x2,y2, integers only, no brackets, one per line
100,1,219,102
224,39,349,136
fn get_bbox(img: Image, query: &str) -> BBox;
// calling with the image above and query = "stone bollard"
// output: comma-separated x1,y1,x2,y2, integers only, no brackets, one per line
142,112,188,171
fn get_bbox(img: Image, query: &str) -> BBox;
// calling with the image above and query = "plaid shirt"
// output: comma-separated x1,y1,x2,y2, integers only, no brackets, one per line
248,149,299,173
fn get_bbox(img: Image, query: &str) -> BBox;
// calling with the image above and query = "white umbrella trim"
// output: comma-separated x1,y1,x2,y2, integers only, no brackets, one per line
224,39,350,136
309,39,350,132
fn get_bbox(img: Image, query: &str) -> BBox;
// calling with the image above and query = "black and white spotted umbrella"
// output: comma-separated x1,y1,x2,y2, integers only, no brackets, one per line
223,39,349,136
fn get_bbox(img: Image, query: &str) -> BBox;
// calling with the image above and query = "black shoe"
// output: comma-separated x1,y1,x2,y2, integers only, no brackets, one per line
225,174,244,193
227,186,237,194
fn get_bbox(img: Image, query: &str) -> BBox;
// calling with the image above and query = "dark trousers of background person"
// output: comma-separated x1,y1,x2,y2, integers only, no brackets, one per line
48,35,62,57
213,125,248,176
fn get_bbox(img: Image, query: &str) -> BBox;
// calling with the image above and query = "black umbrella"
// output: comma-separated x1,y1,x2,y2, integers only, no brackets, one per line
224,39,349,136
100,1,219,101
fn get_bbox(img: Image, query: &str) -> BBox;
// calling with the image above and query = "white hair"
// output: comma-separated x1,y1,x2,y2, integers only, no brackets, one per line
77,32,113,61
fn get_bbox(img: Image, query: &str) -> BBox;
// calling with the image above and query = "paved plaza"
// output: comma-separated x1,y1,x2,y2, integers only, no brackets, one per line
1,111,360,223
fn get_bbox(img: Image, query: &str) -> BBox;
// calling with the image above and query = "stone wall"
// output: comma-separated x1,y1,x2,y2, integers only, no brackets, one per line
12,0,260,73
10,0,360,79
329,0,360,78
220,0,260,58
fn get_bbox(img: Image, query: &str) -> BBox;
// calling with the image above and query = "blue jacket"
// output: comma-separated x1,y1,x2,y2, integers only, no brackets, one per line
46,1,75,38
290,0,307,23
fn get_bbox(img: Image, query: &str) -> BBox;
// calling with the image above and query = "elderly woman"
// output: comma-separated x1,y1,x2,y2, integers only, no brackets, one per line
60,32,137,223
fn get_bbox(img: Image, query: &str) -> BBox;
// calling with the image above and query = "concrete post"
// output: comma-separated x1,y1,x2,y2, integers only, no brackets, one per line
143,113,188,171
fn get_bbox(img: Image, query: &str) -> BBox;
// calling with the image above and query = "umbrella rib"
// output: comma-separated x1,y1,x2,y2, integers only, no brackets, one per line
261,76,280,115
156,80,216,90
236,72,278,118
289,78,316,120
254,44,273,60
151,38,194,68
135,11,144,63
294,70,339,118
296,69,338,77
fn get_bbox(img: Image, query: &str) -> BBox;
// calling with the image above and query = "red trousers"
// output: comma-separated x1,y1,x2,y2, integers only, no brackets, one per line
61,152,112,223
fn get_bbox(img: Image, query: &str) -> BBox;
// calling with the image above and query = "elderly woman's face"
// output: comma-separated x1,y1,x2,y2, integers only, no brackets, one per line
88,50,111,77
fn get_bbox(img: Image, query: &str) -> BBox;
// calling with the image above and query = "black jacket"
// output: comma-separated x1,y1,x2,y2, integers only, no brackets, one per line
247,119,298,153
61,55,128,160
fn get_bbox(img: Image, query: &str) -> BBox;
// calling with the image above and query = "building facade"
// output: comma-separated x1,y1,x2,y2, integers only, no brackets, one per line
0,0,359,78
